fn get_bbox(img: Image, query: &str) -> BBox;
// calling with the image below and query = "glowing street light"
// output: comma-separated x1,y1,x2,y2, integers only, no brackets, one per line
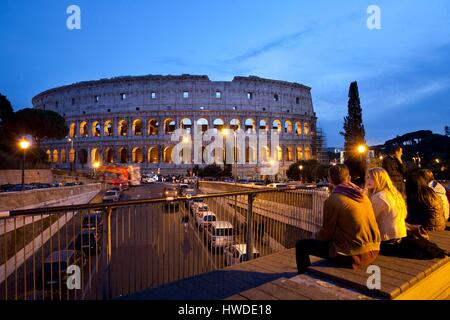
435,158,441,164
93,161,100,169
18,138,31,191
357,144,367,154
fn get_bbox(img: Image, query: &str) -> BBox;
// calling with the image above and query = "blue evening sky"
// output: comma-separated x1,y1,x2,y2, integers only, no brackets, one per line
1,0,449,146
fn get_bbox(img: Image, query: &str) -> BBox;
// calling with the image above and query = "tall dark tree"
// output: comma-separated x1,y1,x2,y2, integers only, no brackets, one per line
0,93,14,124
340,81,367,186
445,126,450,137
12,108,68,146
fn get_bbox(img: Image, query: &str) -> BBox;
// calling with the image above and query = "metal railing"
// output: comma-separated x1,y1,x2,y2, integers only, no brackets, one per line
0,185,329,300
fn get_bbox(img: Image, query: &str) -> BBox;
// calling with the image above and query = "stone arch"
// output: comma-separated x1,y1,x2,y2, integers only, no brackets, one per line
118,147,128,163
259,119,268,131
46,150,51,163
105,148,114,163
286,146,293,161
91,148,100,165
295,121,302,136
284,120,293,134
180,118,192,133
118,120,128,136
272,119,282,133
213,118,225,132
230,118,240,130
164,146,174,163
78,149,88,166
61,149,67,163
80,121,88,137
304,146,311,160
92,121,101,137
196,118,208,133
52,149,59,163
164,118,175,134
245,146,257,163
296,146,303,161
304,122,309,135
104,120,113,136
148,147,159,163
69,123,77,138
244,118,256,132
132,147,143,163
147,119,158,135
133,119,143,135
276,146,283,161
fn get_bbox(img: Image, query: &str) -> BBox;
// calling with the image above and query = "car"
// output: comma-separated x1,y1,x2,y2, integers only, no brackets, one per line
109,186,122,197
69,229,102,255
182,188,196,197
163,185,179,206
224,244,261,266
64,182,77,187
41,250,86,289
195,211,217,230
102,190,120,202
121,181,130,190
178,183,189,195
82,212,103,232
189,198,205,212
204,221,235,248
193,203,210,216
267,183,289,188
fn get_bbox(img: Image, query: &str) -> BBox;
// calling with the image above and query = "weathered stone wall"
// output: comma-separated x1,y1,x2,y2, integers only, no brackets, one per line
0,169,53,185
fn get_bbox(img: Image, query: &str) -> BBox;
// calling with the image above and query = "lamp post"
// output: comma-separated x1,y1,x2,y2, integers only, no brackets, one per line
19,138,30,191
299,165,304,183
93,161,100,179
68,138,75,174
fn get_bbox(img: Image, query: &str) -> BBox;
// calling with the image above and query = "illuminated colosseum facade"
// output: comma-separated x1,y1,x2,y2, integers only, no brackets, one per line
32,75,319,178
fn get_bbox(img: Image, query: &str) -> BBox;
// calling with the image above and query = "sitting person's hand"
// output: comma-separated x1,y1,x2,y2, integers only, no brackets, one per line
406,223,430,240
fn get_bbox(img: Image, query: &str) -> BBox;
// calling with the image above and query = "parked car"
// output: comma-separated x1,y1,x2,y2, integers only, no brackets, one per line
224,244,261,266
195,211,217,230
193,203,210,216
205,221,235,248
82,212,103,232
69,229,102,255
41,250,86,289
110,186,122,197
163,185,179,206
103,190,120,202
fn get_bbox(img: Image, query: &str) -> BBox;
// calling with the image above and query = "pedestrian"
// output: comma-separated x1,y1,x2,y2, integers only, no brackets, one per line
295,164,381,274
382,146,408,197
365,167,407,255
405,170,446,231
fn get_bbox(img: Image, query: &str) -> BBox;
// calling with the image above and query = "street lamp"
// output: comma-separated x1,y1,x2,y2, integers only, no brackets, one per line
68,138,75,174
92,161,100,180
298,165,304,183
19,138,30,191
357,145,367,154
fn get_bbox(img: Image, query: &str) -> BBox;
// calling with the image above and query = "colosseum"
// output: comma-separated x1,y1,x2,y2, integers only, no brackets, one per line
32,75,320,179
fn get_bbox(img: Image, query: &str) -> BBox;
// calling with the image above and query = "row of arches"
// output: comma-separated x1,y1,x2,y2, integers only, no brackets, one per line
45,145,312,166
68,118,311,138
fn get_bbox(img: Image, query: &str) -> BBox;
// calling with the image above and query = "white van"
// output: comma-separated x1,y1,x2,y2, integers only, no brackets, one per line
205,221,234,248
195,211,217,230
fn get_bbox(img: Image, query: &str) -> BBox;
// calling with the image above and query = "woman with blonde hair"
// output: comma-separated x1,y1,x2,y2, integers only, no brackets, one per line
366,167,407,254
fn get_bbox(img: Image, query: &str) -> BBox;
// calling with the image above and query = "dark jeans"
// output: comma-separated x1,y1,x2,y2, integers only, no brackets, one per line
295,239,331,274
295,239,356,274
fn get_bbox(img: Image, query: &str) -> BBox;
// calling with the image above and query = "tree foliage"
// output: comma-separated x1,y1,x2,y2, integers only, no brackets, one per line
286,160,331,182
13,108,68,144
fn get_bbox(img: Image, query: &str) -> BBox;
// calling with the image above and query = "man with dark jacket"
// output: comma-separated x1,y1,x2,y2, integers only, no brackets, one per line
295,164,381,274
382,146,408,196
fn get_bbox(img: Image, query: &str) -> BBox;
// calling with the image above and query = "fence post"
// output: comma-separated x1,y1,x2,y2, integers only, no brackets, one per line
102,206,112,299
246,193,254,261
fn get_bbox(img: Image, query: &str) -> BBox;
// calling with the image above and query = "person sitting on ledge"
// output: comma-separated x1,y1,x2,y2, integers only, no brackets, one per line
405,170,446,232
295,164,381,274
366,167,407,255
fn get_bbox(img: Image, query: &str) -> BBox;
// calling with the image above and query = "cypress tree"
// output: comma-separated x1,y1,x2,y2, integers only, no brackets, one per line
340,81,367,186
